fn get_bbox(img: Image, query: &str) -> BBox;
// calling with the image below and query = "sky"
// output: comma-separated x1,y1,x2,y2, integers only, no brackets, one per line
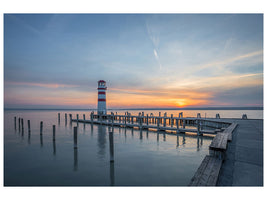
4,14,263,109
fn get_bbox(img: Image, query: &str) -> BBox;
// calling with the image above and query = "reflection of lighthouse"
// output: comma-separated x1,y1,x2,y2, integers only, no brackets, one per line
97,80,107,115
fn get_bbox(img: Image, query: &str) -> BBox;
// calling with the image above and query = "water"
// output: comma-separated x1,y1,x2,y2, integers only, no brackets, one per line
4,109,262,186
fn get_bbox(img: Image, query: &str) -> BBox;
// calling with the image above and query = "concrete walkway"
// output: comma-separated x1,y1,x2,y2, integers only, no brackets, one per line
217,119,263,186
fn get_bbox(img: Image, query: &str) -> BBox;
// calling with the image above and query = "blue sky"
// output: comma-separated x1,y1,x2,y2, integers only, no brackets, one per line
4,14,263,108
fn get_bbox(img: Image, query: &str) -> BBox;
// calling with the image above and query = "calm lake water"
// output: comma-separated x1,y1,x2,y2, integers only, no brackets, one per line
4,109,262,186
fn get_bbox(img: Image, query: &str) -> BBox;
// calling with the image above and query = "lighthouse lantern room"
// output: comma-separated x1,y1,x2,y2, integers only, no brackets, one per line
97,80,107,115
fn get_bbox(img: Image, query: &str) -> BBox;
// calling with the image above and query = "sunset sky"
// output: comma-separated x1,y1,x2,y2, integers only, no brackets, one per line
4,14,263,109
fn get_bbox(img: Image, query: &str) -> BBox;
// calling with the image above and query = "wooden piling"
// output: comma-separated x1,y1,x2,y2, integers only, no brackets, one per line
70,114,72,123
76,114,79,121
176,118,180,134
40,121,43,134
146,114,149,126
21,118,24,132
19,118,21,131
27,120,31,133
65,113,67,121
109,131,114,162
53,125,56,141
58,113,60,122
74,127,78,149
83,114,85,120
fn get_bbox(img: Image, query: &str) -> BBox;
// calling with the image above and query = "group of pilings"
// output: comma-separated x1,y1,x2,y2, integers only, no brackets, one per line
66,112,231,136
59,113,115,163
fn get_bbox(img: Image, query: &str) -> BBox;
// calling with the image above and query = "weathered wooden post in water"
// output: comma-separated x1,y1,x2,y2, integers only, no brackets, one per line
21,118,24,133
27,120,31,133
53,125,56,141
163,113,166,127
58,113,60,123
74,127,78,149
40,121,43,134
157,117,160,131
69,114,72,123
109,131,114,162
176,118,180,134
28,120,31,144
171,114,173,127
18,118,21,131
65,113,67,124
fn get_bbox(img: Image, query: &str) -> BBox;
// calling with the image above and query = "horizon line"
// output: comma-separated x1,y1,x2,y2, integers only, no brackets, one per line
4,106,263,111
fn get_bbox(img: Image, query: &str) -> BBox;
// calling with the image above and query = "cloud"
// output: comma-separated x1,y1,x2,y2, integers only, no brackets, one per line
6,14,41,35
153,49,162,70
5,81,78,89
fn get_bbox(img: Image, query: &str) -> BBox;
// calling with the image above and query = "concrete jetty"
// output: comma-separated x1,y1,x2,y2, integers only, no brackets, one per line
217,119,263,186
189,118,263,186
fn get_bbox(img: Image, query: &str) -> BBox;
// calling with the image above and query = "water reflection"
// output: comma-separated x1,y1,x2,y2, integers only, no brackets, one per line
183,135,186,145
40,134,43,147
91,123,93,137
131,129,134,138
163,132,166,141
74,148,78,171
140,129,143,140
197,136,204,151
97,125,106,159
146,130,149,139
197,136,200,151
28,132,31,145
176,135,179,148
53,141,56,156
110,162,115,186
124,128,127,142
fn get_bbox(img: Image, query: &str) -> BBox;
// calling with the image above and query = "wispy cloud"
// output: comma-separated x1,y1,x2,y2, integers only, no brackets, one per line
146,21,163,70
7,14,41,35
153,49,162,70
5,81,78,89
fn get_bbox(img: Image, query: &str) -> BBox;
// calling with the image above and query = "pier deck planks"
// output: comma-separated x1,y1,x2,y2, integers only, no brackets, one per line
189,155,222,186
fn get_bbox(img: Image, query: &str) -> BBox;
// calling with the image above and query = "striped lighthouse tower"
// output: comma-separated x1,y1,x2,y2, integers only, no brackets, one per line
97,80,107,115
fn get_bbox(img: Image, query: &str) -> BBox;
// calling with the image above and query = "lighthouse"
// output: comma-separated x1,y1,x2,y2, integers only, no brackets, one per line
97,80,107,115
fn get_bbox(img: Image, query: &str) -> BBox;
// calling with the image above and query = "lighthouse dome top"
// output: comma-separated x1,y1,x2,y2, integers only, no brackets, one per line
98,80,106,83
98,80,107,89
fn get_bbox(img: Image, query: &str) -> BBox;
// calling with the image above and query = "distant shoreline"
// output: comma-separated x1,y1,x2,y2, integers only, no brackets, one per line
4,107,263,111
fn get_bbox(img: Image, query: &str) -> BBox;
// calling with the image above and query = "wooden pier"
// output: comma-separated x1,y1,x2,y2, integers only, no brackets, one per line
69,112,231,136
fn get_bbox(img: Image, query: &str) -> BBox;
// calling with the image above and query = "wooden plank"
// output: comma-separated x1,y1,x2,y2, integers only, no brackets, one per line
223,123,237,142
189,155,222,186
189,156,211,186
209,132,228,151
206,158,223,186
